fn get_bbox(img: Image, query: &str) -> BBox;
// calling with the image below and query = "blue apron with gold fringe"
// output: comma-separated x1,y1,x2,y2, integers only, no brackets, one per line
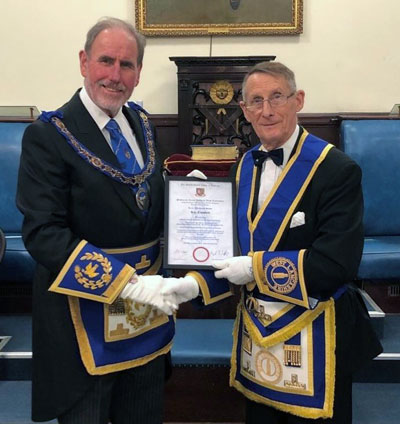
50,239,174,375
230,130,342,419
42,104,174,375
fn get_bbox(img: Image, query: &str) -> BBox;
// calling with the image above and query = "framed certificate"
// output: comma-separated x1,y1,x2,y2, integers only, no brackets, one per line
164,176,237,269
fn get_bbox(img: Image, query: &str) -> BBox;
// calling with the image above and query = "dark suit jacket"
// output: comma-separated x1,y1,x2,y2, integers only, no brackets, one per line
276,142,382,375
246,131,382,378
17,91,165,421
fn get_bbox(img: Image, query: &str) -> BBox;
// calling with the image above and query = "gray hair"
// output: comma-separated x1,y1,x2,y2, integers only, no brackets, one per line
242,61,297,100
84,17,146,66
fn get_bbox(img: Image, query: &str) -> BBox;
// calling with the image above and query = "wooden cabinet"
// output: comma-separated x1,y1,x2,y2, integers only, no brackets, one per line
170,56,275,155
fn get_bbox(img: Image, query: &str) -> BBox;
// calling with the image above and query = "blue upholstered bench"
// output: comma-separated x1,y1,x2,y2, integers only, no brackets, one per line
0,122,36,284
0,228,5,265
341,120,400,280
172,319,234,366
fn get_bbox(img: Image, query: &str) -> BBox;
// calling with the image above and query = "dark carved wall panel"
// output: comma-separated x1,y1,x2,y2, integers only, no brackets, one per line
151,112,400,163
151,114,179,165
170,56,276,155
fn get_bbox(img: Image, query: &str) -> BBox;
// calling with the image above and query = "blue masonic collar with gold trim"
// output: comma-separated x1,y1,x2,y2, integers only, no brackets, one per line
236,131,333,306
39,102,156,189
236,130,333,255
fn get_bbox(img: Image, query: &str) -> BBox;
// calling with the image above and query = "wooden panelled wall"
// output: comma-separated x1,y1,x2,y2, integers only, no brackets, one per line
151,112,399,163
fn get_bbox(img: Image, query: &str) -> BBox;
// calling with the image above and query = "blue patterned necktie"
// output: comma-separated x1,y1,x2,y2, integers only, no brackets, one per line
105,119,141,175
105,119,150,212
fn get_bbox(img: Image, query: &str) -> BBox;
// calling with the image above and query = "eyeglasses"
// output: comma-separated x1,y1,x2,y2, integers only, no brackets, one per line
245,92,296,112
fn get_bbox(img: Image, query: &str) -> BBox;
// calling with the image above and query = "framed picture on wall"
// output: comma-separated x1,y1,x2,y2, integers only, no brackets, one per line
135,0,303,36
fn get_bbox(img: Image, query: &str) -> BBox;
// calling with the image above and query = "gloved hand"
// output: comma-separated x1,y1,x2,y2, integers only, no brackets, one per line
120,274,177,315
161,276,200,305
186,169,207,180
213,256,253,285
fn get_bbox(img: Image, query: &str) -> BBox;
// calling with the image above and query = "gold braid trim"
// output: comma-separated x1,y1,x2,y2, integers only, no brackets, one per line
230,298,336,419
186,271,234,305
241,297,329,348
52,110,156,187
69,296,173,375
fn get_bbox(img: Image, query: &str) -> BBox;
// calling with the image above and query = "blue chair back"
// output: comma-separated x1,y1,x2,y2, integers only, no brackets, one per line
0,122,30,234
341,120,400,236
0,228,5,263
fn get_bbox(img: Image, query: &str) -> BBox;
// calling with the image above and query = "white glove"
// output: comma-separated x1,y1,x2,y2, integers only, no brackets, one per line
186,169,207,180
161,276,200,305
120,274,177,315
213,256,253,285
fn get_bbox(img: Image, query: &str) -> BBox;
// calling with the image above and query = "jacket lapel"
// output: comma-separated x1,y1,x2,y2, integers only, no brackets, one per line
123,107,147,159
124,107,165,234
276,127,304,247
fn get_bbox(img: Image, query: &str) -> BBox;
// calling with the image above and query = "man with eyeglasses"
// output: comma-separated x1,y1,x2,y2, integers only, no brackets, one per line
163,62,382,423
220,61,382,422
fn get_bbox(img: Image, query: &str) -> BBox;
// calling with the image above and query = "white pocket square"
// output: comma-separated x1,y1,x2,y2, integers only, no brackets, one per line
290,211,305,228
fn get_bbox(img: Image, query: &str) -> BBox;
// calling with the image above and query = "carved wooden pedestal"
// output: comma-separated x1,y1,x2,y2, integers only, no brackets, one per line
170,56,275,155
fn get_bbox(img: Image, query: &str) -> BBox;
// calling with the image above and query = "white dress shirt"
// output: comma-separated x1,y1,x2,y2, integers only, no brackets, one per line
257,125,299,210
79,87,144,168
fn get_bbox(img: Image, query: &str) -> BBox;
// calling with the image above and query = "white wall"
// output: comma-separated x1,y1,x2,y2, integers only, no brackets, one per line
1,0,399,114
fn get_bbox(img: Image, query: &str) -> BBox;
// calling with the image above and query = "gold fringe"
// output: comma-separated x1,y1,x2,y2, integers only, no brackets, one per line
87,341,173,375
241,300,328,348
68,296,96,373
230,298,336,419
49,240,88,292
101,264,136,303
253,250,309,309
229,301,243,386
49,239,136,304
323,299,336,417
186,271,234,305
68,296,172,375
231,378,333,419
